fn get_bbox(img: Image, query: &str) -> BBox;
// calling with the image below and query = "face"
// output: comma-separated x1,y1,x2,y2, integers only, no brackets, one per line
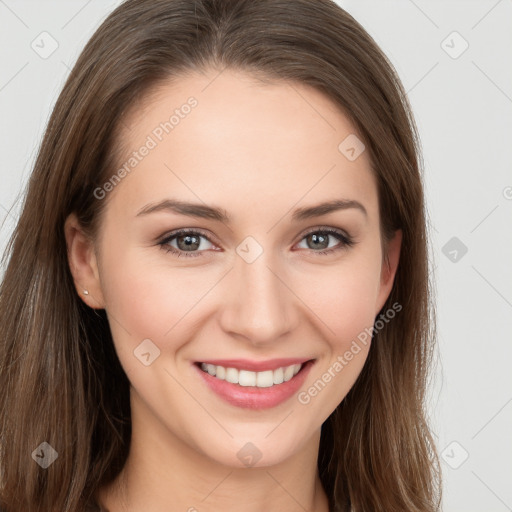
66,68,401,469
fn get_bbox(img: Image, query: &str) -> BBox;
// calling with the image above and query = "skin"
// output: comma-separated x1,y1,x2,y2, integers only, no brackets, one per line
65,68,401,512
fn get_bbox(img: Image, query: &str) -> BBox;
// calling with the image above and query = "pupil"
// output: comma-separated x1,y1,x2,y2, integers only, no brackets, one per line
178,234,200,251
309,233,328,250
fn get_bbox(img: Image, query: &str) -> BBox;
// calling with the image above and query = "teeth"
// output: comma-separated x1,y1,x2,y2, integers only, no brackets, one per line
239,370,256,387
216,365,226,380
273,367,284,385
225,367,238,384
257,370,274,388
200,362,303,387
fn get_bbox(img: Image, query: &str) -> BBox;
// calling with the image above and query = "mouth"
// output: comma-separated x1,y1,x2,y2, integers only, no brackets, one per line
195,360,312,388
192,358,316,409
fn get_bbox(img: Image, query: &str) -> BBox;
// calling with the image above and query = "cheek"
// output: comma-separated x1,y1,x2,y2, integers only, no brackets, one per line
291,253,381,409
295,256,382,345
302,276,379,405
98,244,222,356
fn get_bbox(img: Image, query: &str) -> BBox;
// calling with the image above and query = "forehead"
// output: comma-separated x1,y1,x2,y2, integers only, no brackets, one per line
108,69,379,222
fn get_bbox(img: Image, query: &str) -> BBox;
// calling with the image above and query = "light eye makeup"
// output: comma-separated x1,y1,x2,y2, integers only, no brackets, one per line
157,226,356,259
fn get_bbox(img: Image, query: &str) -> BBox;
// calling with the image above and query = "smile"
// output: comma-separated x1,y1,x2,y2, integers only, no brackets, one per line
193,358,316,410
199,362,302,388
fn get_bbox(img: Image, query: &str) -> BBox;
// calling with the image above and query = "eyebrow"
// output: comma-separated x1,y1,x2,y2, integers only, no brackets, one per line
135,198,367,222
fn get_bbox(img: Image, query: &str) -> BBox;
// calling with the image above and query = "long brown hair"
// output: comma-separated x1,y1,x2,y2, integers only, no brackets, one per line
0,1,441,510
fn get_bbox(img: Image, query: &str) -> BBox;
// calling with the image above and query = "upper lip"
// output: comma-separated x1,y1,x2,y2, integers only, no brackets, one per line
196,358,314,372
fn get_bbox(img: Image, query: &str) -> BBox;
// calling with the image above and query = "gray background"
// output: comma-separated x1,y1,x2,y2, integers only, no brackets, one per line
0,1,511,510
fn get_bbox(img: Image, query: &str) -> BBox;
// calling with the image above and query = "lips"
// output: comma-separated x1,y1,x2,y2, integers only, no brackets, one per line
193,358,315,409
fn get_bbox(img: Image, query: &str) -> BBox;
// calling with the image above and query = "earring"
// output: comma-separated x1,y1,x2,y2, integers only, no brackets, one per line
83,290,89,295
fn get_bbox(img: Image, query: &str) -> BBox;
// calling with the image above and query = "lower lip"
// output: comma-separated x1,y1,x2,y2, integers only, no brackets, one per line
193,360,315,410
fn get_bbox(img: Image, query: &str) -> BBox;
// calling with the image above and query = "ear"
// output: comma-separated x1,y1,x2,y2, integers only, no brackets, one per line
374,229,402,315
64,213,106,309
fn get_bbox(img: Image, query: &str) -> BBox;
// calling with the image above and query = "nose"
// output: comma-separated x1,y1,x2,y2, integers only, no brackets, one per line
218,249,299,346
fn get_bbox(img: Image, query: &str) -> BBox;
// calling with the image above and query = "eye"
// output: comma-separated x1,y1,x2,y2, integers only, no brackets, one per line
295,227,354,255
158,229,217,258
158,226,355,259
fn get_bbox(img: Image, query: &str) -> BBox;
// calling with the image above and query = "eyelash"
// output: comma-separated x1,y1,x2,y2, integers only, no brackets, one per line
158,227,354,258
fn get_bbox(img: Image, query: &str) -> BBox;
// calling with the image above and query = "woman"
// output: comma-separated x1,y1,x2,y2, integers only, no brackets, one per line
0,0,441,510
